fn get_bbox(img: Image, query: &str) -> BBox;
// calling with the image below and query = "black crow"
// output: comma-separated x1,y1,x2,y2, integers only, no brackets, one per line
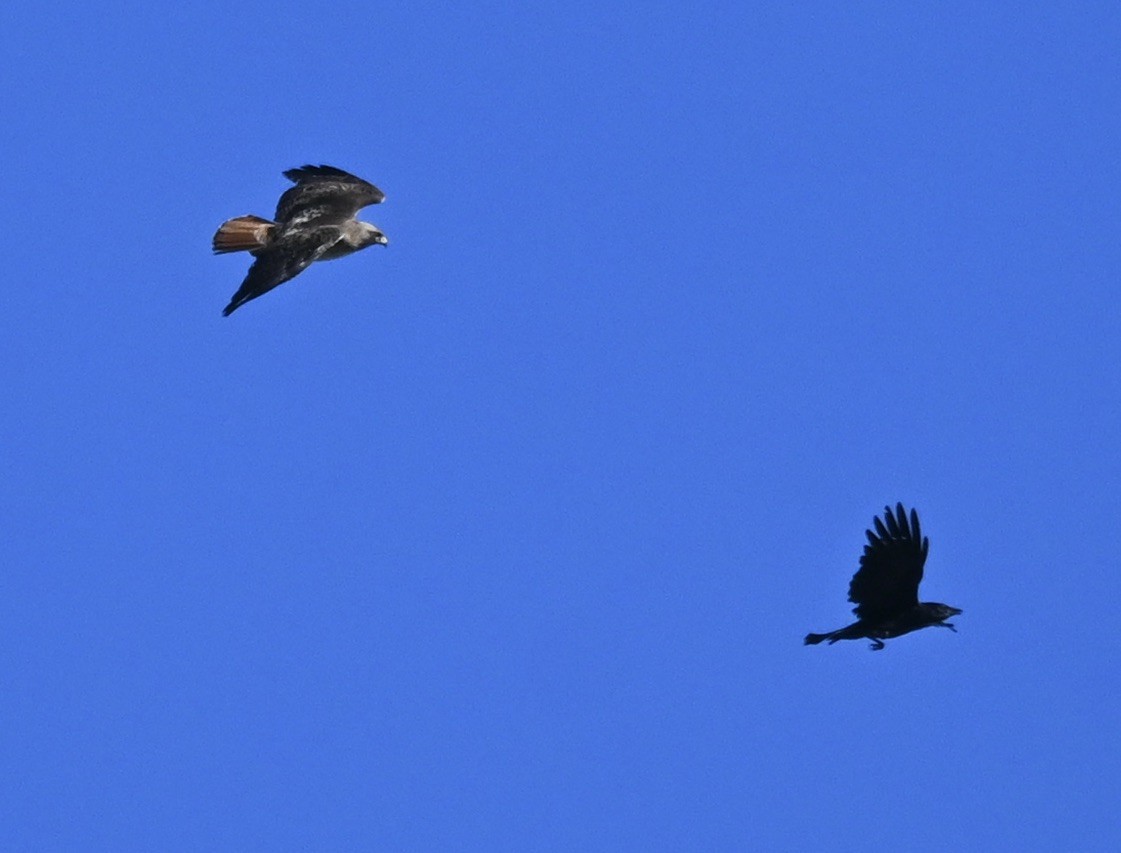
805,503,961,650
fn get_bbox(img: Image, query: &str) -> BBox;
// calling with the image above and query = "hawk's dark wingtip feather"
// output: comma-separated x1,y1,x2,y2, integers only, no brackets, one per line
283,164,354,183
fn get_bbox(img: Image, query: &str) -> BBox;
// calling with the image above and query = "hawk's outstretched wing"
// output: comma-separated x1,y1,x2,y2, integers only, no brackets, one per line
847,503,929,622
274,165,386,227
222,226,342,316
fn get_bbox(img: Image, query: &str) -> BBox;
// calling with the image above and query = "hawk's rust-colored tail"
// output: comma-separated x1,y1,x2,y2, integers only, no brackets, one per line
212,214,275,254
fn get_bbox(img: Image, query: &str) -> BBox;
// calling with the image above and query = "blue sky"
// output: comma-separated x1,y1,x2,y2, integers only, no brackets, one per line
2,2,1119,849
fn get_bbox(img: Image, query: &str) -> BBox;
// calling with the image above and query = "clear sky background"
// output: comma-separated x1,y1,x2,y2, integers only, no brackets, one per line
2,3,1119,849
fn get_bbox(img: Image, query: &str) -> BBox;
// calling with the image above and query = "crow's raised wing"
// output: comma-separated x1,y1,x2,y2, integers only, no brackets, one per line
847,503,929,622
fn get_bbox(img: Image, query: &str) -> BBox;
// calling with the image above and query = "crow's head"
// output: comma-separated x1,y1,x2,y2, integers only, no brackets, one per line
922,603,963,633
928,604,962,620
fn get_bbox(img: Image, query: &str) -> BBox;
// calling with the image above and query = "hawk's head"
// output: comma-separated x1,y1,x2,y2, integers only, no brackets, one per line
357,221,389,248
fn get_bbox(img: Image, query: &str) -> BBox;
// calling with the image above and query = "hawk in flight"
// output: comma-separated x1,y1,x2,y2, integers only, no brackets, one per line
213,165,388,316
804,503,961,650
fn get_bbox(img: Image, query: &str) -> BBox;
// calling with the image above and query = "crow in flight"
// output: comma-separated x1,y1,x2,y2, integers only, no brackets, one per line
804,503,961,650
213,165,388,316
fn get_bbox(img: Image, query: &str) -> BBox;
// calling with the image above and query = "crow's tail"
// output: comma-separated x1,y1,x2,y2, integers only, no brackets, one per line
804,632,833,646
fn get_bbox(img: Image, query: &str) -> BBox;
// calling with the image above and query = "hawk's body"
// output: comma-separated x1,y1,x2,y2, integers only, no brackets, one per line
213,165,388,316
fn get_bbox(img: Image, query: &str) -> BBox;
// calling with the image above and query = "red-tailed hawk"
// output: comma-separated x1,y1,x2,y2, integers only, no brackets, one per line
212,165,388,316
